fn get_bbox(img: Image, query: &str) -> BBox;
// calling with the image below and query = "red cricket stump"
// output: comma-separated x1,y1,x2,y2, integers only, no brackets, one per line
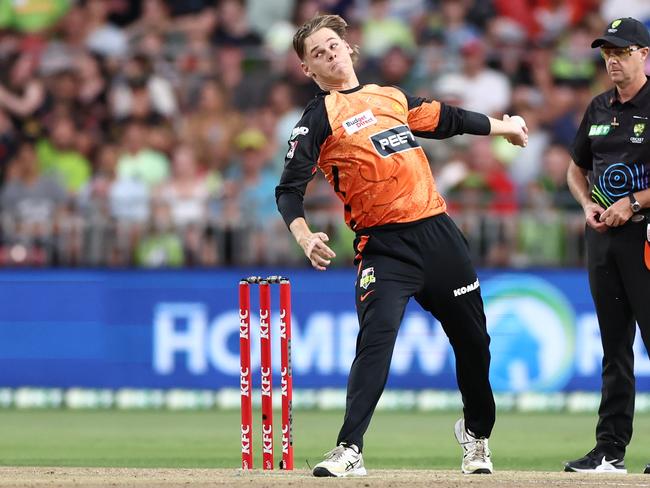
259,280,274,470
279,279,294,470
238,281,253,470
238,276,293,471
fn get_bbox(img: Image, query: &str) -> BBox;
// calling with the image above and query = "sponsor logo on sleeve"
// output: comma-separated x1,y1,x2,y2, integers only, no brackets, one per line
286,140,298,159
343,109,377,135
453,278,480,297
369,125,420,157
291,126,309,139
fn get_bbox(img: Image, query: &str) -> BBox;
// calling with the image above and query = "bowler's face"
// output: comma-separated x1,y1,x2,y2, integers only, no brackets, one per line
301,28,355,86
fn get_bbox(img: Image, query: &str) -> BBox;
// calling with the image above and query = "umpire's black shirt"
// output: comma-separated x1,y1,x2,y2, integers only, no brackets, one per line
573,76,650,208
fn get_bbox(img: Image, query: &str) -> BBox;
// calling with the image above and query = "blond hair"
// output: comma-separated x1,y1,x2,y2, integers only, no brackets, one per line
293,14,359,61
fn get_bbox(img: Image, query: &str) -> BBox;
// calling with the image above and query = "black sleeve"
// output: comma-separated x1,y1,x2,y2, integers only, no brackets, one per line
394,87,490,139
415,104,490,139
275,96,331,228
571,108,593,170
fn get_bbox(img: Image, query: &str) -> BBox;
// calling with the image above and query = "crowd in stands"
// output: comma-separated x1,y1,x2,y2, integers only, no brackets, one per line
0,0,648,268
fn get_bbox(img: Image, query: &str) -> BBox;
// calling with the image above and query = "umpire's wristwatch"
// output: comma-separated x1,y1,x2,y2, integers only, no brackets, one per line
629,193,642,213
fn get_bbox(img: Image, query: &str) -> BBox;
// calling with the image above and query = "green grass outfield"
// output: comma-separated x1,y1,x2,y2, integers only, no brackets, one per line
1,410,650,472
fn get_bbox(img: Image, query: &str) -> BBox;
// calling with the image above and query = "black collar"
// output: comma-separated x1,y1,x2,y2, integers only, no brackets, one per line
319,85,364,96
609,76,650,107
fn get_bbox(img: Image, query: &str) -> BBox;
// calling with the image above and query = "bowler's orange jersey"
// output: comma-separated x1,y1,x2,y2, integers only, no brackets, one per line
277,84,479,231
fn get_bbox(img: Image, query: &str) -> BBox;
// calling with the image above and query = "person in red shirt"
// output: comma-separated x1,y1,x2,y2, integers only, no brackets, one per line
275,14,528,477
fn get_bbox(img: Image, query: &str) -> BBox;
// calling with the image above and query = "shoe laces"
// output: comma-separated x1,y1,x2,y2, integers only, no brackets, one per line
467,438,490,462
323,444,358,462
323,445,348,462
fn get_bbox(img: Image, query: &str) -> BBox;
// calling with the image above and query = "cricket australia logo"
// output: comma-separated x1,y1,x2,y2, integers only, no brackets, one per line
360,267,376,290
631,123,645,144
608,19,622,33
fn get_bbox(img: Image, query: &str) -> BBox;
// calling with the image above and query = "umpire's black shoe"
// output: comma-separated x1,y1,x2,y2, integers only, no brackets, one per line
564,449,626,474
644,463,650,474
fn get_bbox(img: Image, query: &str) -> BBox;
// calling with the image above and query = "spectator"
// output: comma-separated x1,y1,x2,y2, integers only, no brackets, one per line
439,0,481,54
0,51,46,128
449,137,517,215
360,0,416,59
134,199,184,267
110,54,177,122
36,114,92,193
0,142,67,265
155,144,211,229
226,128,278,225
365,45,418,91
180,79,242,172
212,0,262,46
0,109,17,186
222,128,279,261
78,144,119,221
0,0,70,33
84,0,128,58
534,143,581,211
267,79,303,176
116,120,170,188
435,38,512,117
501,107,549,189
127,0,173,41
2,142,67,221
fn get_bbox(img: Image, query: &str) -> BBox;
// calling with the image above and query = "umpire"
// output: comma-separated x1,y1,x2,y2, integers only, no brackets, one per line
565,17,650,474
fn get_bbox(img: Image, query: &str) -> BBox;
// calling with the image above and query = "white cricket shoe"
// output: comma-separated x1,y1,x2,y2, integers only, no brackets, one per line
312,443,367,477
454,418,493,474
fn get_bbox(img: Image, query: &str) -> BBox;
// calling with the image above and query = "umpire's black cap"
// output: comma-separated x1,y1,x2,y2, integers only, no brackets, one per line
591,17,650,48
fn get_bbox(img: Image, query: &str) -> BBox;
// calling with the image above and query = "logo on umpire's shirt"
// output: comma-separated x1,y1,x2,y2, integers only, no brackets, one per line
588,124,611,136
631,122,645,144
369,125,420,157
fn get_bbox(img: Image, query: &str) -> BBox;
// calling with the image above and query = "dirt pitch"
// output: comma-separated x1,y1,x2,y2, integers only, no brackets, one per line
1,468,650,488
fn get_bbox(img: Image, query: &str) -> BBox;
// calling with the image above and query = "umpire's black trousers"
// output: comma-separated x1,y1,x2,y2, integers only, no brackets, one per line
336,213,495,451
586,218,650,459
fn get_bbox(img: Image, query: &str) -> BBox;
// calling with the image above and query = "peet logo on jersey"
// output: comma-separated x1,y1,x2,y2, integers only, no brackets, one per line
370,125,419,157
343,109,377,135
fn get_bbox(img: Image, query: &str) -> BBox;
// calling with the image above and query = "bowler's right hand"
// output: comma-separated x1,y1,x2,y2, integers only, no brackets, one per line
299,232,336,271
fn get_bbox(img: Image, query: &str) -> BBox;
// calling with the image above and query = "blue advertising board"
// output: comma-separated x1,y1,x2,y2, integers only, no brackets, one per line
0,269,649,392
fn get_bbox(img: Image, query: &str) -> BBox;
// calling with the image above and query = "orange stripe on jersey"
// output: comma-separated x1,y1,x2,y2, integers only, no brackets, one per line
318,85,446,230
408,99,442,132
